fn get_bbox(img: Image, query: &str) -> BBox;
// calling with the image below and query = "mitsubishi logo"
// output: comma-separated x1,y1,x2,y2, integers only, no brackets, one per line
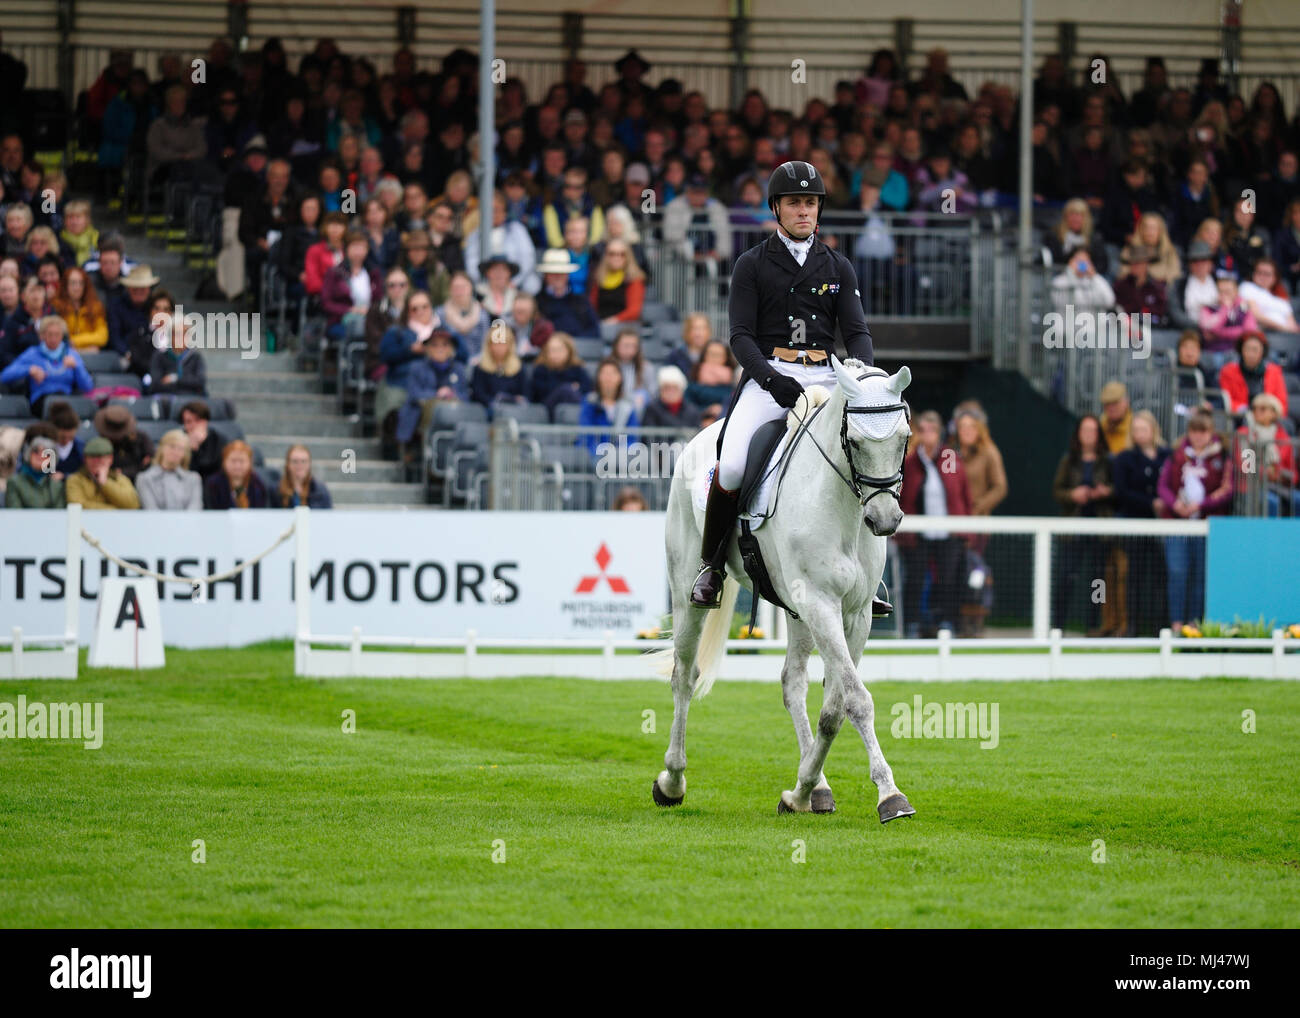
575,542,630,594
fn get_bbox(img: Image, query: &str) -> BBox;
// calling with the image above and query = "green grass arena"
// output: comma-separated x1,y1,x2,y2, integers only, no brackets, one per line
2,644,1297,927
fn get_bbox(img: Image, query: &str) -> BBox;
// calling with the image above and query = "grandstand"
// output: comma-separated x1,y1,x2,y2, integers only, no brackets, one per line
2,0,1300,640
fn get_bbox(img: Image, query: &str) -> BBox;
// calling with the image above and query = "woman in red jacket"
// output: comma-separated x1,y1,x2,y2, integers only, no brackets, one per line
898,409,972,638
1217,329,1288,417
321,231,381,341
302,212,347,297
1157,408,1233,629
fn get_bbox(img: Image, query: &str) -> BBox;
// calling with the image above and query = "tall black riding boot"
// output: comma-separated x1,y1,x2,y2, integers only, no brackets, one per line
690,471,741,608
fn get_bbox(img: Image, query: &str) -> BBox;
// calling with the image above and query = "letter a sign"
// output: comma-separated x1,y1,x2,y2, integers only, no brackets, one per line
88,578,166,669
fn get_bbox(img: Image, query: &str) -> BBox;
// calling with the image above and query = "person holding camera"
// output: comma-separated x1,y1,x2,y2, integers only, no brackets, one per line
1050,245,1116,318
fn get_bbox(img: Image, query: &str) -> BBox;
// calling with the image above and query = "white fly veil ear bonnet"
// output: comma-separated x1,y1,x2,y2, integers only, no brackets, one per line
834,359,911,440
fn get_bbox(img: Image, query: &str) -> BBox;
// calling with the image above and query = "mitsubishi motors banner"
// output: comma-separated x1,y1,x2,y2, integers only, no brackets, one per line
0,511,670,647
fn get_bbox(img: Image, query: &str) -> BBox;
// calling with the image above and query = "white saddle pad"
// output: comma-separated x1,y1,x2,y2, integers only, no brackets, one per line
690,385,830,532
692,433,791,532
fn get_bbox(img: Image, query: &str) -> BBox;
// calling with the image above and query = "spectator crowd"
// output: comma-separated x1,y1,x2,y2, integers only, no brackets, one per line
2,36,1297,635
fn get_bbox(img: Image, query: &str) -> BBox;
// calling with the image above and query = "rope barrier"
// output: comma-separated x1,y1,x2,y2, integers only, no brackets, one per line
79,521,297,587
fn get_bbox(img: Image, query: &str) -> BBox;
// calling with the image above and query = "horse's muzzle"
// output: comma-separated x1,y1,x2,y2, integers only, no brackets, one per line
864,502,904,537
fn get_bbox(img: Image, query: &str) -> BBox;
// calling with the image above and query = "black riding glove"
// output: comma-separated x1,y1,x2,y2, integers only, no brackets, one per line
762,371,805,409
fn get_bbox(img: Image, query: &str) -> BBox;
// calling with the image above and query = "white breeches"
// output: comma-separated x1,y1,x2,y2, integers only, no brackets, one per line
717,360,836,491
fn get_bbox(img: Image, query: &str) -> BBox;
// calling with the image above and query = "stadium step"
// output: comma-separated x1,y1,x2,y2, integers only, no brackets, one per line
327,481,430,507
201,347,297,372
207,371,322,394
249,434,384,463
327,459,406,484
238,412,359,438
213,391,337,415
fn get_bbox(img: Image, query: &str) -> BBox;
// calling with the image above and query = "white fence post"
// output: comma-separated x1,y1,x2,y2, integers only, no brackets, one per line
1032,528,1051,641
64,502,81,658
294,506,311,675
349,626,362,676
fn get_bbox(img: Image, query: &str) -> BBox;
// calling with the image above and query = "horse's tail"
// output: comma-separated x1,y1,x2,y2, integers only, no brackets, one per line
693,574,739,699
646,643,675,680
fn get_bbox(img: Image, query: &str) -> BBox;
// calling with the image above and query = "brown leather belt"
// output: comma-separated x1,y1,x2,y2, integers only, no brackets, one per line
770,347,828,364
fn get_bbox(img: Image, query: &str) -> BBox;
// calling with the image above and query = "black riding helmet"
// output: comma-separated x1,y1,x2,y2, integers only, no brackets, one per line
767,160,826,225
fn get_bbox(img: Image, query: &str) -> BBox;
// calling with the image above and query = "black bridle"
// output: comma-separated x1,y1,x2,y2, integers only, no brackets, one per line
840,397,911,505
753,369,910,521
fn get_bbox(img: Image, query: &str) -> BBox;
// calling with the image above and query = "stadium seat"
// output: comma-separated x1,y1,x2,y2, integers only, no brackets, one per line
641,337,673,363
641,301,678,324
45,395,99,420
432,401,488,430
573,337,605,363
256,467,281,493
1266,331,1300,363
539,443,593,472
109,396,170,421
169,397,235,421
92,372,144,394
210,421,245,444
552,402,582,425
426,402,490,482
80,351,125,373
135,419,175,443
453,420,489,451
494,402,550,427
1148,329,1182,355
0,395,31,418
599,321,626,343
446,421,490,505
0,416,36,432
653,320,684,346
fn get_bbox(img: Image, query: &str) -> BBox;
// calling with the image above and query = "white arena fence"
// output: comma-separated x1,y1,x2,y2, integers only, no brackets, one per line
3,507,1298,681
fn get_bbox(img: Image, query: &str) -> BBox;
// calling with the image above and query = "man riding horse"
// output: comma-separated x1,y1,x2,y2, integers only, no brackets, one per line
690,160,893,618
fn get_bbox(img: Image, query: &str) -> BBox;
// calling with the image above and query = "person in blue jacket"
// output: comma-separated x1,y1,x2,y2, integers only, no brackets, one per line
376,290,442,434
395,329,470,447
469,326,529,417
527,331,592,415
0,315,93,416
578,357,639,459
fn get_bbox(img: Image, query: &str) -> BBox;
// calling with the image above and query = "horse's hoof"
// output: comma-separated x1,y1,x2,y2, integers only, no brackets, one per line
652,779,684,807
878,792,916,824
810,787,836,814
777,790,811,814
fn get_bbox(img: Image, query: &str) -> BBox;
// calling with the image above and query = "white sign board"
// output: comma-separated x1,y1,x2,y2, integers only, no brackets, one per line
0,511,670,648
87,577,166,668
